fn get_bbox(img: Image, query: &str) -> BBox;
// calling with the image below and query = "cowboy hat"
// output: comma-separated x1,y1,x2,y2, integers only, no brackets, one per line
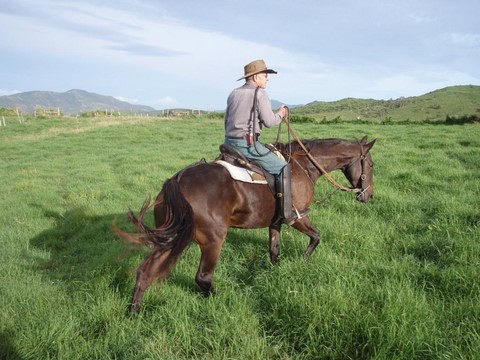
237,59,277,81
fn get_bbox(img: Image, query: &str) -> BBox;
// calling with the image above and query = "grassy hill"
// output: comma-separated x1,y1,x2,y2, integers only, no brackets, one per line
0,89,155,115
292,85,480,123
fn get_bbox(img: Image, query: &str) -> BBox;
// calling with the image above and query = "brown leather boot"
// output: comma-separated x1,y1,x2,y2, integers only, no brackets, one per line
274,164,310,226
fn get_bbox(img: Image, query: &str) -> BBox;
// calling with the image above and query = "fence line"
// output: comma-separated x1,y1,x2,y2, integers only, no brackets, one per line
0,108,24,126
34,107,61,117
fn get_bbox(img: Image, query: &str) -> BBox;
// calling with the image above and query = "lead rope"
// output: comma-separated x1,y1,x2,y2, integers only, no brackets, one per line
283,107,361,193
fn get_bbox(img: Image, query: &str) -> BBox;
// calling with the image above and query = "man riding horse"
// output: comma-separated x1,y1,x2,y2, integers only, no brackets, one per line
224,59,309,226
114,59,376,313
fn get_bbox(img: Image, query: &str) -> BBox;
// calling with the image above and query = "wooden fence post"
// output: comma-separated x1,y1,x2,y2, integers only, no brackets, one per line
16,108,23,123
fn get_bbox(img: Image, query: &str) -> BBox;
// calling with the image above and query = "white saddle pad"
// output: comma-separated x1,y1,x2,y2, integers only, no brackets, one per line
216,160,267,184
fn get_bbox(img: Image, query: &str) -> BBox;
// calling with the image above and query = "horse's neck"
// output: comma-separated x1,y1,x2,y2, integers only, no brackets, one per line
318,151,353,172
295,144,355,182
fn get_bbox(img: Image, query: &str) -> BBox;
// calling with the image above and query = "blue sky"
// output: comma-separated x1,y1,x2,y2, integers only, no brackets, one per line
1,0,479,110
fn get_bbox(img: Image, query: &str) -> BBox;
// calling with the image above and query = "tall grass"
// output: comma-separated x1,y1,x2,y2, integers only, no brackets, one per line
1,116,478,359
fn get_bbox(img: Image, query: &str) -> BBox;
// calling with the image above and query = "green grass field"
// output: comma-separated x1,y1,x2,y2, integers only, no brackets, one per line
1,116,479,359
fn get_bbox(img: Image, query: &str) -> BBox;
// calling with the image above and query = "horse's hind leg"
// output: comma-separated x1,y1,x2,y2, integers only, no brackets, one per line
131,248,171,313
195,231,226,295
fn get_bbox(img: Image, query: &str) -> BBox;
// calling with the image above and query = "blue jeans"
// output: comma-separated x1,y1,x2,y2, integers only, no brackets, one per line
224,137,287,176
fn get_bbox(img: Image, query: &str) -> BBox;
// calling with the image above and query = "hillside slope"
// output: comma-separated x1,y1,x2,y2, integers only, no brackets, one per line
0,89,155,115
293,85,480,122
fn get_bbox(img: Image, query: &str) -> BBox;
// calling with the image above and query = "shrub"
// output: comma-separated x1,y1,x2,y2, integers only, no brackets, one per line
445,115,479,125
290,115,315,123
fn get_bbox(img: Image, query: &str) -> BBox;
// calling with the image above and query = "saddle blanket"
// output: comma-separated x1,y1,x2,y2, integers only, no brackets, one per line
215,160,267,184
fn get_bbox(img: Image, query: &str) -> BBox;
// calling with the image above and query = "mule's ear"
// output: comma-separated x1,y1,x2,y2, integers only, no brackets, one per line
360,135,368,144
365,139,376,152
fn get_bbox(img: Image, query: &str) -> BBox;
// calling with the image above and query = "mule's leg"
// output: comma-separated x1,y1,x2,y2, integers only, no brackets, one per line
131,248,171,313
291,216,321,259
269,224,282,264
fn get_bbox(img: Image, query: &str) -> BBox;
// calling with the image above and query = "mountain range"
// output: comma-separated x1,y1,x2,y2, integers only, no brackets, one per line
0,89,155,115
1,86,479,121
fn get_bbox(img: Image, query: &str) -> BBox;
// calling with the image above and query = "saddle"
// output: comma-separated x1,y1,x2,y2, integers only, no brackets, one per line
217,144,276,193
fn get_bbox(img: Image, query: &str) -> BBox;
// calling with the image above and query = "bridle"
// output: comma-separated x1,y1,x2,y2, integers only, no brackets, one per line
283,108,372,197
342,144,373,199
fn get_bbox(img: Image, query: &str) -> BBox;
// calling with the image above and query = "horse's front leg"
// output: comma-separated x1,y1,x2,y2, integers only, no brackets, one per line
291,216,321,259
268,224,282,264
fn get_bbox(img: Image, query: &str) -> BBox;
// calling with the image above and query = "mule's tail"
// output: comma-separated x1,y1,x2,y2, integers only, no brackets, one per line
113,177,195,273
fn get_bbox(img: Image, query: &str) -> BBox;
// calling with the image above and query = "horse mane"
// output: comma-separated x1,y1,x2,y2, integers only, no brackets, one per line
275,138,352,155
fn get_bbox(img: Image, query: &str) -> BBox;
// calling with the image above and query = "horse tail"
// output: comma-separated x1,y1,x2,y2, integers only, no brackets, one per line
114,177,195,273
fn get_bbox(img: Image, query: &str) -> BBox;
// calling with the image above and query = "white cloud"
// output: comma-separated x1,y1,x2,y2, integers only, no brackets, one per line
446,33,480,47
149,96,180,108
0,89,21,96
114,95,181,109
113,95,141,104
408,14,437,24
1,1,302,84
369,69,480,99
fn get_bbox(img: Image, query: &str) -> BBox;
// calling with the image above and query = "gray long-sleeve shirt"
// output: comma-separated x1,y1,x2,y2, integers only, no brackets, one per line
224,82,283,139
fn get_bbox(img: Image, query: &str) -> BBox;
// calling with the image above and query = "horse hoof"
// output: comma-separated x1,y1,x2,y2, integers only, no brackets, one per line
129,304,141,314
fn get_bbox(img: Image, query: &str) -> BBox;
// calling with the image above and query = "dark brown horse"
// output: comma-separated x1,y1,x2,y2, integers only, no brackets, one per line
114,136,375,313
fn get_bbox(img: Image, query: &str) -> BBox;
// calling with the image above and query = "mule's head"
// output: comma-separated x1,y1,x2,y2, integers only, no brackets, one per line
342,136,376,202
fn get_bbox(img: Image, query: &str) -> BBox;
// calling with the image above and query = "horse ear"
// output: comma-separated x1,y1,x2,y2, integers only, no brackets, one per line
360,135,368,144
365,139,376,152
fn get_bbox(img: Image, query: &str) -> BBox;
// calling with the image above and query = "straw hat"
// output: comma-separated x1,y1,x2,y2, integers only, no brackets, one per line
237,59,277,81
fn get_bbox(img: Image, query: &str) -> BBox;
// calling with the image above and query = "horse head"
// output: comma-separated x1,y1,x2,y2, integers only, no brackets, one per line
342,135,376,202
